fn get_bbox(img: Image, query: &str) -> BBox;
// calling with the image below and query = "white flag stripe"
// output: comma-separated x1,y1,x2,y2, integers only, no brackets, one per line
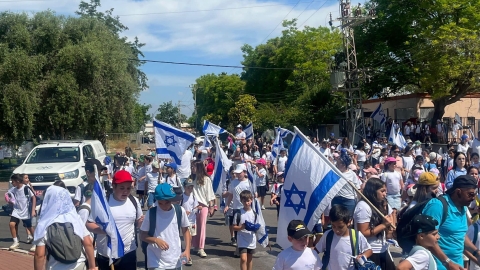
277,126,347,249
202,120,227,135
371,103,386,125
90,178,124,263
212,138,232,195
154,120,195,165
244,122,254,140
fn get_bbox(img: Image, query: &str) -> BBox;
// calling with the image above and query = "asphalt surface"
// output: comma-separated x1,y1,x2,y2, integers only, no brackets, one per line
0,181,402,269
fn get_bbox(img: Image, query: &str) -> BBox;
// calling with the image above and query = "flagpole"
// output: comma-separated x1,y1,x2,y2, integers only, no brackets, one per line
293,126,396,230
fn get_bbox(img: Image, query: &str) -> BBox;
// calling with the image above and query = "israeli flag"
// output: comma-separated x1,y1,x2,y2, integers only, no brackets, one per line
212,137,232,195
203,120,227,135
388,121,398,145
371,103,386,125
154,120,195,165
199,135,212,151
388,122,406,149
246,163,269,248
277,126,347,249
397,131,407,148
244,122,254,140
90,177,124,264
272,127,293,158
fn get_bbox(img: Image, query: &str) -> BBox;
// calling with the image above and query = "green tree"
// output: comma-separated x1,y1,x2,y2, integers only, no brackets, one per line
0,6,146,143
227,94,257,130
356,0,480,121
133,103,152,131
193,73,245,131
155,101,187,127
241,20,343,128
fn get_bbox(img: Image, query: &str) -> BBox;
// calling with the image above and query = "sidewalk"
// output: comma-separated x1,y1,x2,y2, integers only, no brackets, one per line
0,182,8,191
0,249,33,269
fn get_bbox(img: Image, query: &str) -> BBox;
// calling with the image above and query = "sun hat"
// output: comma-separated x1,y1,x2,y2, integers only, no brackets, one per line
154,183,180,201
256,158,267,166
164,163,178,171
233,164,247,173
429,152,438,161
384,157,397,165
417,172,438,186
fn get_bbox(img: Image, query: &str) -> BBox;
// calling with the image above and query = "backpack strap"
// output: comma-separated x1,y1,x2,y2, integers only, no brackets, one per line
474,223,479,246
147,207,156,237
173,204,182,235
437,196,449,225
321,230,334,270
128,194,139,247
77,205,91,216
349,229,359,269
409,245,436,270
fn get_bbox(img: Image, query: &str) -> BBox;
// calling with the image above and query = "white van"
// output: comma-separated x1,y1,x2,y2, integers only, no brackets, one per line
12,140,106,199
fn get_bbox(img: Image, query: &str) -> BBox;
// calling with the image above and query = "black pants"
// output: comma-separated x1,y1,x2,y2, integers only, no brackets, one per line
97,250,137,270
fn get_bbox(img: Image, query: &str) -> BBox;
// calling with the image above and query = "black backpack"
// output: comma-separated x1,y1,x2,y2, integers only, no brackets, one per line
396,196,448,253
46,223,83,264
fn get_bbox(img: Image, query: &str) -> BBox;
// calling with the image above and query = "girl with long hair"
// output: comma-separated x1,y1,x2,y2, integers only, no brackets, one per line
354,178,395,269
192,161,216,258
445,152,467,189
407,172,439,210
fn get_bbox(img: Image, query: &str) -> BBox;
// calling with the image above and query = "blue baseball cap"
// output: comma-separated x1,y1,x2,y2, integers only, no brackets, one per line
154,183,177,201
164,163,177,171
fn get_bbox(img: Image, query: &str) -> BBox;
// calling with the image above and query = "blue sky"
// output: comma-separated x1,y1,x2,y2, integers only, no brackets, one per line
4,0,360,116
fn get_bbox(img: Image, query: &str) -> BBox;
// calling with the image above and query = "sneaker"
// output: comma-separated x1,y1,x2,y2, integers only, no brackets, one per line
27,235,33,244
261,205,266,210
9,242,19,250
185,258,193,266
29,245,36,252
197,249,207,258
230,237,237,247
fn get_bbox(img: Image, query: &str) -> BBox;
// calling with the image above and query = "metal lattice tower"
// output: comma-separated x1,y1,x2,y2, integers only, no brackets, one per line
330,0,375,145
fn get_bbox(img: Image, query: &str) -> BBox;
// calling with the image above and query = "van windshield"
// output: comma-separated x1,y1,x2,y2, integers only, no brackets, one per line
26,147,80,164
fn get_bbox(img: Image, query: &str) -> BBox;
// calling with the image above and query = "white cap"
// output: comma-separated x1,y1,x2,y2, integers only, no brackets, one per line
233,164,247,173
237,124,242,128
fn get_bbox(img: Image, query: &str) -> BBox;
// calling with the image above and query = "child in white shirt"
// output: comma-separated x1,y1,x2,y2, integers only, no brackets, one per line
316,204,372,270
397,214,439,270
273,220,321,270
233,190,259,270
270,172,284,218
182,179,199,238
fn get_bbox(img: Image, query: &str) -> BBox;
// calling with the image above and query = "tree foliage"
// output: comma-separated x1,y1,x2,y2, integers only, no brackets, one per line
227,94,257,130
0,1,147,143
155,101,187,127
356,0,480,121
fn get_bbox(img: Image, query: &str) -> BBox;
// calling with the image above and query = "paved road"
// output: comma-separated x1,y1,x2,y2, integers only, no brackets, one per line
0,181,402,269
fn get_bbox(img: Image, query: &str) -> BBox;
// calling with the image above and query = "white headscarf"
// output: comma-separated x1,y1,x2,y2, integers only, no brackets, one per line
34,186,85,241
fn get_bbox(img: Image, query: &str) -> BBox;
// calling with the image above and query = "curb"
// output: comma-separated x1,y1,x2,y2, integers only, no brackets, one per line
0,247,33,256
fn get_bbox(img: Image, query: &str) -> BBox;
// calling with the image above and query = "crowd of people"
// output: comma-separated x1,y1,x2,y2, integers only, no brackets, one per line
5,123,480,270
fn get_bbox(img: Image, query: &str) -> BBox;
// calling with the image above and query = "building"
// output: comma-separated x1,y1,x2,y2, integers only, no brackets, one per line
362,93,480,140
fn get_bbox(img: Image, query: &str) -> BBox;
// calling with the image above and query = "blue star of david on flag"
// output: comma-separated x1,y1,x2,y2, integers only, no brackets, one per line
95,217,109,231
283,183,307,215
164,135,177,147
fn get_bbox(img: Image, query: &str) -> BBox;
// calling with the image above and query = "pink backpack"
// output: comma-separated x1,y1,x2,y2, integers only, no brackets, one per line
4,192,15,204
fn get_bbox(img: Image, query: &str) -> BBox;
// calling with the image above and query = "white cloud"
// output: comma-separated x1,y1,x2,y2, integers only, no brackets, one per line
3,0,350,56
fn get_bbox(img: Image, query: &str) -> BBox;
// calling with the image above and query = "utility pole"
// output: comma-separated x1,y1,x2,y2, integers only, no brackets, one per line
189,84,198,131
330,1,375,145
177,100,181,128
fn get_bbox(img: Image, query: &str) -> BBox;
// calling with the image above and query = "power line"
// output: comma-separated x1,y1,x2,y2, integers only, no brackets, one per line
117,1,321,17
260,0,301,44
130,58,298,70
298,0,331,28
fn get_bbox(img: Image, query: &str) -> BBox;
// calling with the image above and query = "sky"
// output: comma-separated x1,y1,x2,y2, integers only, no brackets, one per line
3,0,362,117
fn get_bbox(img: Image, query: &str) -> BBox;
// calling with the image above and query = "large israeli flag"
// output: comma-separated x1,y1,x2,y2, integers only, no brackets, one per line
212,138,232,195
388,121,406,149
272,127,293,158
397,131,407,148
244,122,254,140
90,177,124,264
277,126,347,249
203,120,227,135
154,120,195,165
371,103,386,125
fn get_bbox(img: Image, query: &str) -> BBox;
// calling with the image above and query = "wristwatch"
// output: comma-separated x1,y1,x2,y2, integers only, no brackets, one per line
442,258,451,266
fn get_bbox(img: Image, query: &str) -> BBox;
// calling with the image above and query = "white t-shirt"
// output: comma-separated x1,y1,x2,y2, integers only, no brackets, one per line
234,208,257,249
34,224,89,270
9,185,34,220
182,193,198,224
164,174,181,187
228,179,253,210
146,172,159,193
74,181,88,204
336,170,362,200
136,166,146,191
272,246,321,270
354,200,393,253
92,195,143,257
414,147,423,157
406,248,437,270
467,222,480,270
354,150,367,162
457,143,469,155
404,125,411,135
256,168,267,187
193,176,216,206
320,147,331,158
77,203,91,225
315,230,371,270
275,156,288,172
235,131,246,144
177,150,193,179
140,206,190,269
381,171,402,195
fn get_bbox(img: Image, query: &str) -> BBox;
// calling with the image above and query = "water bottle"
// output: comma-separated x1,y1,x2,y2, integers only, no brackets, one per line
356,255,367,266
180,256,188,265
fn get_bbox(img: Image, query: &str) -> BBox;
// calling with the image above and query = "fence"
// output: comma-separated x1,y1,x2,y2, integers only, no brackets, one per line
105,133,143,151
